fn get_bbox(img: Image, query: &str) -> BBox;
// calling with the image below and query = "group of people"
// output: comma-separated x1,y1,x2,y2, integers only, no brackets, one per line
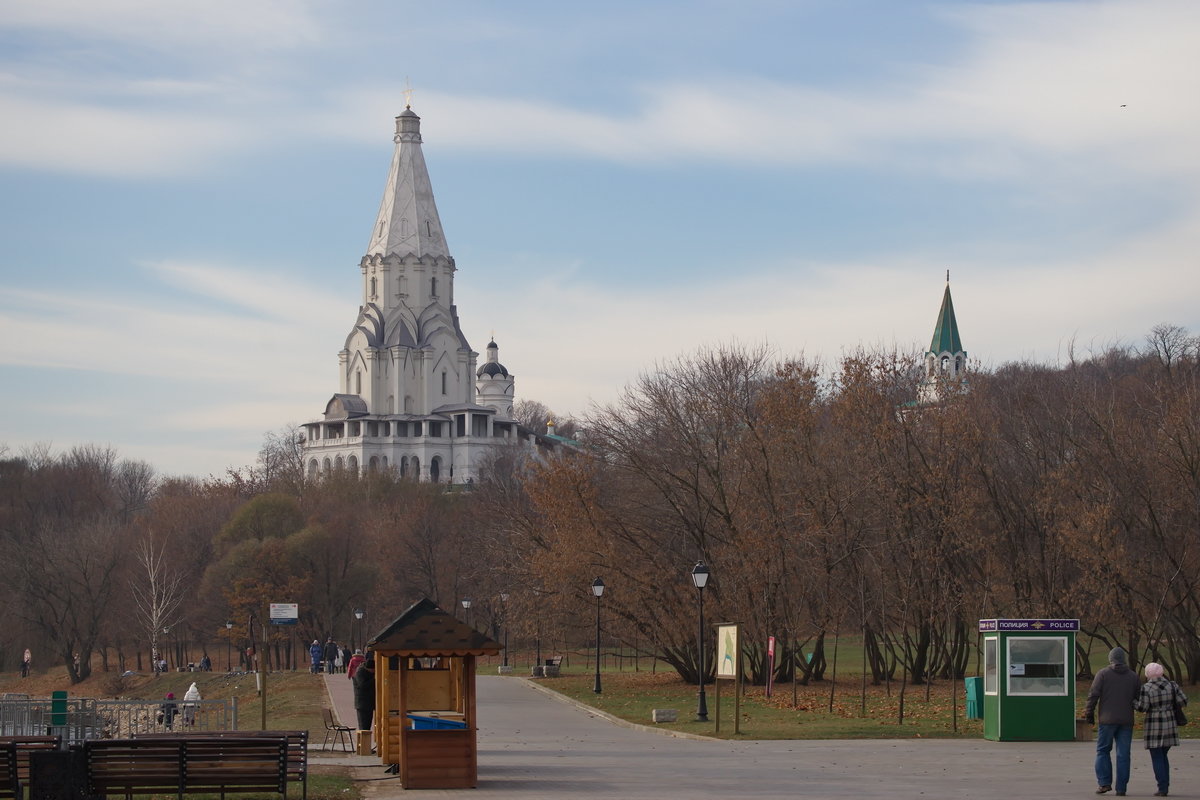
158,682,203,729
1086,647,1189,797
309,637,354,674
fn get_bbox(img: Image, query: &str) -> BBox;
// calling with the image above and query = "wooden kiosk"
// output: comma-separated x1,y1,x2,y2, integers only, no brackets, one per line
367,598,501,789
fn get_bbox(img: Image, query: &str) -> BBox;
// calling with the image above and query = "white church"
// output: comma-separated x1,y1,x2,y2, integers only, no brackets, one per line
301,107,541,483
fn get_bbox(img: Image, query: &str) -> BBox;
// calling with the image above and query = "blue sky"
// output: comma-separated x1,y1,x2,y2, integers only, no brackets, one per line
1,0,1198,477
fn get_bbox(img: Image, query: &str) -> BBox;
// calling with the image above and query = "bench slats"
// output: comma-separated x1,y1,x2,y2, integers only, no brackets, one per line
0,735,60,788
86,737,287,798
0,742,19,800
133,729,307,797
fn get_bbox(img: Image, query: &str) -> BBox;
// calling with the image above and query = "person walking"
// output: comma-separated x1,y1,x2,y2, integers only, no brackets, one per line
352,650,376,732
1085,647,1141,796
159,692,178,729
20,649,30,678
346,649,365,679
309,639,323,674
1134,662,1188,797
323,638,339,674
182,681,201,727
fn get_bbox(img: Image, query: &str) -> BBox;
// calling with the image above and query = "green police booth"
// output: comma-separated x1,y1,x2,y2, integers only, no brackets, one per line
979,618,1078,741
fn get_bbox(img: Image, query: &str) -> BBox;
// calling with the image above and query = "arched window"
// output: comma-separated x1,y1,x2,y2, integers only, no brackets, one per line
348,455,358,473
955,356,963,372
941,356,950,372
412,457,420,480
441,371,447,395
399,457,407,478
369,277,377,298
308,459,319,479
431,276,437,297
334,456,344,471
322,457,331,474
430,457,441,483
369,456,379,472
355,371,362,394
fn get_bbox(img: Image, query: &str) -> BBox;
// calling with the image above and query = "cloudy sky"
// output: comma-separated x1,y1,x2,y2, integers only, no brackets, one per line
1,0,1197,477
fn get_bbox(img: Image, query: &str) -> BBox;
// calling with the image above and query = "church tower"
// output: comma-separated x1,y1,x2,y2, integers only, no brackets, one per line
919,276,967,403
301,108,522,483
475,339,515,420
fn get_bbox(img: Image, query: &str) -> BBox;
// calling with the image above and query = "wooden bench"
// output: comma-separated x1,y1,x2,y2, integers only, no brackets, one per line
134,731,307,799
0,736,60,788
0,741,20,800
85,737,287,799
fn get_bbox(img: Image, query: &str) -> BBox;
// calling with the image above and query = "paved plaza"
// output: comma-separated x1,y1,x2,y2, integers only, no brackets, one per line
320,673,1196,799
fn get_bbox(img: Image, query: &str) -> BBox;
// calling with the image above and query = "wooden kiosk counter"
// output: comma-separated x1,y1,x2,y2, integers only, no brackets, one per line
367,598,501,789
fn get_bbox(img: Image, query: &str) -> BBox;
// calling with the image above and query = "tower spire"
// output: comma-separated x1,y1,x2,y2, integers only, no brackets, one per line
928,281,963,355
365,107,450,260
920,276,968,402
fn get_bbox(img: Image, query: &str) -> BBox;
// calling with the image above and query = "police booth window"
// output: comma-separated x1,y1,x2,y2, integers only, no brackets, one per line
1006,637,1068,695
983,637,998,694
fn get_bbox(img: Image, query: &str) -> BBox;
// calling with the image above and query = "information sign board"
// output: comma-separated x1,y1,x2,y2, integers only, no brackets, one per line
269,603,299,625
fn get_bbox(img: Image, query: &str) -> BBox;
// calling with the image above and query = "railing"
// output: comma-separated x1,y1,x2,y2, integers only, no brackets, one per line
0,697,236,745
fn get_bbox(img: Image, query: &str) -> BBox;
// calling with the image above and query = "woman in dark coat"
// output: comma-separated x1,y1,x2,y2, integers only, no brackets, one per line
1134,661,1188,797
352,650,376,731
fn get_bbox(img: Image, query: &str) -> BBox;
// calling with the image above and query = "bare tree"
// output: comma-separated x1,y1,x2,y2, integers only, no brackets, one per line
130,533,187,670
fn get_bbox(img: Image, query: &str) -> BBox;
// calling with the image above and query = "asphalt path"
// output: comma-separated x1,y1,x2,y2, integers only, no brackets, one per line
323,673,1197,799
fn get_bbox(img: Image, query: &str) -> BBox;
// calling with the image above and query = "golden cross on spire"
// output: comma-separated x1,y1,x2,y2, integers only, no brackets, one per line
403,77,415,110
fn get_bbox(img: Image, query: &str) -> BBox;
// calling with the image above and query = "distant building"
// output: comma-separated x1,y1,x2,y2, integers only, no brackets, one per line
301,107,527,483
918,277,968,403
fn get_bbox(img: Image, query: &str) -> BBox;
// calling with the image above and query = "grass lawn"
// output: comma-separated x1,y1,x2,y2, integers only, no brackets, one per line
531,653,1195,741
545,669,987,739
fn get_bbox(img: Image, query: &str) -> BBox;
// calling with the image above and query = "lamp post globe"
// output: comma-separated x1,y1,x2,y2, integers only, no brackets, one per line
691,561,710,722
591,578,605,694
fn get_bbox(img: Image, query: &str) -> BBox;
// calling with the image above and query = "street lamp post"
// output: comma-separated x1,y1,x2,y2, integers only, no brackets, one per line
225,620,233,672
691,561,710,722
500,593,510,667
591,578,605,694
354,608,364,652
461,598,472,630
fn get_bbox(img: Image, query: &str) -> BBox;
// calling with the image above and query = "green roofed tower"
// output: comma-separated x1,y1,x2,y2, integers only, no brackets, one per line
920,276,967,403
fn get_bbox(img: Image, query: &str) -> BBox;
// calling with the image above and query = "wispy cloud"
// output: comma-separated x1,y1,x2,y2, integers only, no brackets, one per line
0,0,323,52
0,94,249,176
459,209,1200,415
0,263,344,391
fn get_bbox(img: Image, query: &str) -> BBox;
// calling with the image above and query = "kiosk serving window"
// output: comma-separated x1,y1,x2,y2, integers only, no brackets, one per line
983,637,998,694
1006,636,1068,695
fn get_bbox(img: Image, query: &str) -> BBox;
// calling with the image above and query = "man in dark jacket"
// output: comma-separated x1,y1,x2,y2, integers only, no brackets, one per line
352,650,376,732
1085,647,1141,795
323,638,339,673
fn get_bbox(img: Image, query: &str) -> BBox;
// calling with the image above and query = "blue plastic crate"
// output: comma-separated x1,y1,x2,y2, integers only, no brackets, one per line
407,714,467,730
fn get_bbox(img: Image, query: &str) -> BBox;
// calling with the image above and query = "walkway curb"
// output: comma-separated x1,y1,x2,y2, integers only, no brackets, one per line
519,677,715,742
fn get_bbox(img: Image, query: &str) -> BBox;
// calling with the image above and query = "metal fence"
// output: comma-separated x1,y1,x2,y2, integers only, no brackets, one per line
0,696,237,745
